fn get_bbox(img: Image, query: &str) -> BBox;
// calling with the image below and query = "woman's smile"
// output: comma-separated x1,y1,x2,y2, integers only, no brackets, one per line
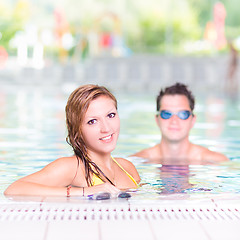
99,134,114,142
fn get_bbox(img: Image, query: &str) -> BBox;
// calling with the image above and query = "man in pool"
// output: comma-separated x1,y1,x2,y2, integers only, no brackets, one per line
131,82,229,163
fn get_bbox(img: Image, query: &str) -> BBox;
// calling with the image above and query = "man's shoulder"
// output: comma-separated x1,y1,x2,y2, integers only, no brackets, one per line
192,144,229,162
130,145,160,159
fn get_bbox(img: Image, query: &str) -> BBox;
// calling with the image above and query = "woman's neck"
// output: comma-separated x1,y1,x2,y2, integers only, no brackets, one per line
88,152,113,169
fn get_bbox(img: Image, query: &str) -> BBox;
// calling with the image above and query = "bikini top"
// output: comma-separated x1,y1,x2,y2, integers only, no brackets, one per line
91,156,138,187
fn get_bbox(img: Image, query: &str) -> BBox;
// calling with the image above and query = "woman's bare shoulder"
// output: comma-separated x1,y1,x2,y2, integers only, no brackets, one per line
114,157,141,182
36,156,82,180
7,155,81,189
45,156,78,169
114,157,135,167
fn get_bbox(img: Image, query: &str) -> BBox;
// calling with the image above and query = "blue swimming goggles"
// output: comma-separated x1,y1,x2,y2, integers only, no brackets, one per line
159,110,193,120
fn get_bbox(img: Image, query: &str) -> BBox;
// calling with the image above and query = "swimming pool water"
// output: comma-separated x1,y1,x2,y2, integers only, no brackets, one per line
1,84,240,198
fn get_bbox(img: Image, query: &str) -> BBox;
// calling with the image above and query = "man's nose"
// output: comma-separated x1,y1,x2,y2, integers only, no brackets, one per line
170,114,179,122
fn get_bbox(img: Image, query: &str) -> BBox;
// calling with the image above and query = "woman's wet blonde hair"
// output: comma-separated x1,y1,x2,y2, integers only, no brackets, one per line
65,84,117,186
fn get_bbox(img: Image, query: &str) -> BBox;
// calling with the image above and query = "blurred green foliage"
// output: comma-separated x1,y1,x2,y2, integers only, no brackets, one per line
0,0,239,56
126,0,202,54
0,1,30,51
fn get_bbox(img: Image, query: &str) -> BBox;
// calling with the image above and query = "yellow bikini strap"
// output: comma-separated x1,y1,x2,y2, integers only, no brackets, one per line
111,156,138,187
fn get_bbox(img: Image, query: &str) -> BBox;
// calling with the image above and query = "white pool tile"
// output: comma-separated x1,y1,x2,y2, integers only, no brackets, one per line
46,221,99,240
0,201,239,240
128,195,216,208
100,220,155,240
0,221,47,240
211,198,240,208
150,220,209,240
200,221,240,240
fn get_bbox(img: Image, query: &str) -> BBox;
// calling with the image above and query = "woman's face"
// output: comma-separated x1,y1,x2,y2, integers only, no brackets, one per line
81,95,120,156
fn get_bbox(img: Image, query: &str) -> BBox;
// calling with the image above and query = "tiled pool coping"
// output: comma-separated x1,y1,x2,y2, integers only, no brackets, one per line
0,193,239,240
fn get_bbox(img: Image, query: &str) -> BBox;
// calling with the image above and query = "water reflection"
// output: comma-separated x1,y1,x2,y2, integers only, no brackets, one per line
159,164,193,194
137,157,240,195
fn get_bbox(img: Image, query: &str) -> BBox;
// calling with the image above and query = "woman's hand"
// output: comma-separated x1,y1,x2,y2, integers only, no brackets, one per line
82,182,120,196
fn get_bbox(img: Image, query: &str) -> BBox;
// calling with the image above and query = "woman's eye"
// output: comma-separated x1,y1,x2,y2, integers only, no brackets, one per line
87,119,96,125
108,113,116,118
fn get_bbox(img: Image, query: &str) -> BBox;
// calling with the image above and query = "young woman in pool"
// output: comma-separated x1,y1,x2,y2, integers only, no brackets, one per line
4,84,140,197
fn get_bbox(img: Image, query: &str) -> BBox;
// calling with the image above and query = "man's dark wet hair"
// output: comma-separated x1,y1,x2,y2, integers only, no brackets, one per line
156,82,195,111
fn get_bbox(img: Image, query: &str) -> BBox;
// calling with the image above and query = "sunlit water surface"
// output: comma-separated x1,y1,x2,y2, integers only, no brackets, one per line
1,85,240,200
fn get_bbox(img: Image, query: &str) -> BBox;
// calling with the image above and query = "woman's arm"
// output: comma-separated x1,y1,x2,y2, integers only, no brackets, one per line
4,156,120,197
4,157,80,196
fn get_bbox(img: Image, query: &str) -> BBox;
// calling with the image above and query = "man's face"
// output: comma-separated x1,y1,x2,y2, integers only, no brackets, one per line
156,94,196,143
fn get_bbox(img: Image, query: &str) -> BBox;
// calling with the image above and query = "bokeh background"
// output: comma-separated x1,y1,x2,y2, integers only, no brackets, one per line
1,0,240,59
0,0,239,96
